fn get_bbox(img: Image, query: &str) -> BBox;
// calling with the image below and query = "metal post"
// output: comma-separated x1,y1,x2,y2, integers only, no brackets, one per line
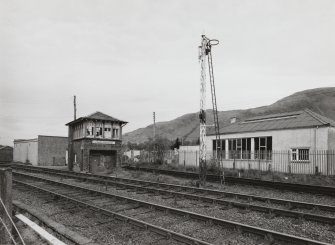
153,112,156,140
0,168,12,245
199,35,208,185
288,150,291,174
74,95,77,120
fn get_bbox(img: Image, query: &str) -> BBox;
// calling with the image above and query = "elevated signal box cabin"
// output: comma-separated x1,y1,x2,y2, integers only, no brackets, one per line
66,111,127,173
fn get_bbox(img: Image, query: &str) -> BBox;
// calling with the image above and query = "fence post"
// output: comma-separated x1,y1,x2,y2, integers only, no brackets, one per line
288,150,291,174
0,168,12,245
327,150,329,176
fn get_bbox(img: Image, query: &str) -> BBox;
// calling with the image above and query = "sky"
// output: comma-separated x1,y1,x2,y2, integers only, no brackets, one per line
1,0,335,146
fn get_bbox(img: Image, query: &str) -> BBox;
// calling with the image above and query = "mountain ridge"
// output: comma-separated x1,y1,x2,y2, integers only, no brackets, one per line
123,87,335,144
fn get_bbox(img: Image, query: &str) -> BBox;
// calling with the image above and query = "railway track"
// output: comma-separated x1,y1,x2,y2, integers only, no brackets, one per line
123,166,335,196
13,178,212,245
12,165,335,226
12,169,335,244
12,164,335,214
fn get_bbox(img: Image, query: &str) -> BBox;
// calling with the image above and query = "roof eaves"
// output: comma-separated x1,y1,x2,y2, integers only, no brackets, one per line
208,124,330,136
66,116,128,126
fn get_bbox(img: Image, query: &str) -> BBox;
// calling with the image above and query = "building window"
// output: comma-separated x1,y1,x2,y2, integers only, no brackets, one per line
254,137,272,160
212,139,225,159
87,126,94,137
228,139,237,159
291,148,309,161
96,127,103,137
228,138,251,159
112,128,119,138
242,138,251,159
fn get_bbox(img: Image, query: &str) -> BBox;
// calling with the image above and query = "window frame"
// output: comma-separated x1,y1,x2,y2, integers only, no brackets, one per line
291,148,310,162
212,139,226,159
228,138,251,160
254,136,272,160
112,128,119,139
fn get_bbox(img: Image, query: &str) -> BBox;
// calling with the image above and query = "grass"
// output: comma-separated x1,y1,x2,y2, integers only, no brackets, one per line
131,161,335,187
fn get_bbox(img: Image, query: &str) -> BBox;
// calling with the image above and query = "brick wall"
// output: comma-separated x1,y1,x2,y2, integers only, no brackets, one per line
72,139,121,172
0,147,13,163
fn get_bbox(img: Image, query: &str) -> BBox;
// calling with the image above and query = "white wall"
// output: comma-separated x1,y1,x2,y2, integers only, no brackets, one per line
124,150,141,158
13,139,38,165
178,145,200,167
179,145,199,151
328,127,335,150
202,127,334,175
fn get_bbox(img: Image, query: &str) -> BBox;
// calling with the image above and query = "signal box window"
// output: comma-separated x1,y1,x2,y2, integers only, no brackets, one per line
112,128,119,139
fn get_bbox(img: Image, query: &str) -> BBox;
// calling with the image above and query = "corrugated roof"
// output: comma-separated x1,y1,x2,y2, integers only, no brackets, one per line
66,111,127,126
208,109,335,136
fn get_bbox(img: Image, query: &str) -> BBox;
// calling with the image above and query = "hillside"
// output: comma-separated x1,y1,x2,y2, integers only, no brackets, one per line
123,87,335,144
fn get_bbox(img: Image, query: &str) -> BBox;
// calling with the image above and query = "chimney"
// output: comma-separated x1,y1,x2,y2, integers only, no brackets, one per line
230,117,238,124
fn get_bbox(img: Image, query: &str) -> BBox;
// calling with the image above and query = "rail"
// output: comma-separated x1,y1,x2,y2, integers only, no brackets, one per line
13,171,333,245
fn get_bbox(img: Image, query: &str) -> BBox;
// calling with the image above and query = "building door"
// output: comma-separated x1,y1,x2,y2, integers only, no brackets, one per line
89,150,117,173
90,154,101,174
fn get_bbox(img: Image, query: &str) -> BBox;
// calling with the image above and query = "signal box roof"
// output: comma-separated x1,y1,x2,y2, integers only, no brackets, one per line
66,111,127,126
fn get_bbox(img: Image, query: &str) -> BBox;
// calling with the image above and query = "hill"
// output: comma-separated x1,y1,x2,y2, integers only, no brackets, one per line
123,87,335,144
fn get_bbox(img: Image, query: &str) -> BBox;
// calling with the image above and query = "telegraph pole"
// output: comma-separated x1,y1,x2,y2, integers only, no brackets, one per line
68,95,76,171
74,95,77,120
153,112,156,140
153,112,156,162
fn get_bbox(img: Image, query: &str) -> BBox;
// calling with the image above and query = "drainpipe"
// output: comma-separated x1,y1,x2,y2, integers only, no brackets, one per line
314,126,318,151
314,126,319,175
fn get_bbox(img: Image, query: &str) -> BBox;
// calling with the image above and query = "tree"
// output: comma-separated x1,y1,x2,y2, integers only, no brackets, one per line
171,138,181,150
155,137,171,164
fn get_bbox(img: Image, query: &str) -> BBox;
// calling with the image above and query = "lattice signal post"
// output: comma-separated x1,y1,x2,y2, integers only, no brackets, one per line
198,35,221,185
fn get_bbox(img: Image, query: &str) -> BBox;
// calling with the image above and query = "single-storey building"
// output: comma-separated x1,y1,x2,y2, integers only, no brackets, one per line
0,146,13,163
66,111,127,173
124,150,141,162
13,135,68,166
206,109,335,175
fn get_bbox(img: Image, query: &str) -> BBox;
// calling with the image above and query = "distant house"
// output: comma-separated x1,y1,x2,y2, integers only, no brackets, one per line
206,109,335,175
124,150,141,160
0,146,13,163
13,135,68,166
66,111,127,173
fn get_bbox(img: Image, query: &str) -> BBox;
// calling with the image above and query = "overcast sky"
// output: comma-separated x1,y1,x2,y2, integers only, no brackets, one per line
1,0,335,146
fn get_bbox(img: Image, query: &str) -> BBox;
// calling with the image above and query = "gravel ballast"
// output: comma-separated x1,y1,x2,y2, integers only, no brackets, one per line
13,169,335,244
